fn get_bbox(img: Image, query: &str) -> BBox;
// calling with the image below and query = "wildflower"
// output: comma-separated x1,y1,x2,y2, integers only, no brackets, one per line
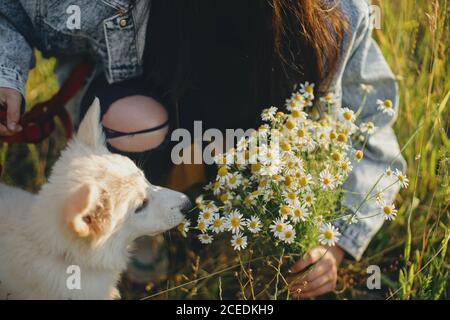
199,208,214,223
377,99,395,116
217,165,230,183
279,205,292,217
198,233,214,244
231,232,248,251
196,219,209,233
385,167,394,178
394,169,409,189
360,84,374,93
302,192,316,206
320,93,336,105
379,201,397,221
227,172,242,189
261,106,278,121
291,204,310,222
300,82,315,99
226,210,245,234
339,107,355,124
210,214,226,233
360,121,376,134
318,223,341,246
340,159,353,174
270,218,287,238
246,216,262,234
177,219,191,238
283,191,300,206
280,225,296,244
319,169,336,190
355,150,364,161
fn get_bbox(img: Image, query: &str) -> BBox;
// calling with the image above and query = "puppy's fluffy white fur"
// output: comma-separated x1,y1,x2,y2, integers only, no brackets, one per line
0,99,189,299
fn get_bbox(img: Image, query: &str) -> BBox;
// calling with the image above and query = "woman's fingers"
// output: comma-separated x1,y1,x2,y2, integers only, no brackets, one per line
295,280,336,299
289,247,327,273
290,268,334,294
5,91,22,132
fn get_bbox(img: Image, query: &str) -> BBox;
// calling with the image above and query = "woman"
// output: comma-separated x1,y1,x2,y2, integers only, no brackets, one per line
0,0,406,297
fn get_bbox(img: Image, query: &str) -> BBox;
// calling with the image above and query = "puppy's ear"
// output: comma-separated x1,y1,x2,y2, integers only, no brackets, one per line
77,98,105,148
64,184,112,238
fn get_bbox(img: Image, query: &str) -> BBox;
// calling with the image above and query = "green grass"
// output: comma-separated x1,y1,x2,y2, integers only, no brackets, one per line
0,0,448,300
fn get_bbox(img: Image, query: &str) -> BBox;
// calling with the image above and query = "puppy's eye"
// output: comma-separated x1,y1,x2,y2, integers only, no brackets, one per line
135,199,149,214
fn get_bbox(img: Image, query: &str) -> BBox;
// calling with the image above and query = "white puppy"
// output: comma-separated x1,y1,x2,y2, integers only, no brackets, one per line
0,99,190,299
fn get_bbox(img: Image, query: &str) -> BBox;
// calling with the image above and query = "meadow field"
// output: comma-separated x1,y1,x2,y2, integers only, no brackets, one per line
0,0,448,300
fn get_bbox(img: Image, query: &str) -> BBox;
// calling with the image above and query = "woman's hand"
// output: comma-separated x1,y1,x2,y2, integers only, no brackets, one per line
287,245,344,298
0,87,23,136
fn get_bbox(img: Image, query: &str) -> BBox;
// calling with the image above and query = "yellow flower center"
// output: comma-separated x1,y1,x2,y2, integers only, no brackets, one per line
230,217,241,228
249,221,258,229
294,208,303,217
305,195,313,203
198,221,206,231
322,177,331,185
383,206,392,214
229,176,237,184
276,224,284,232
297,128,306,138
213,219,223,228
285,230,294,239
384,99,393,108
329,131,337,140
218,166,228,177
294,94,303,101
299,176,308,186
332,152,342,162
219,193,228,202
280,141,291,152
235,237,243,245
284,176,294,187
355,150,364,160
285,118,296,130
337,133,347,143
251,163,261,173
343,111,353,121
291,109,301,118
306,85,314,94
280,205,291,216
213,181,221,189
203,212,211,220
288,192,297,201
324,230,334,240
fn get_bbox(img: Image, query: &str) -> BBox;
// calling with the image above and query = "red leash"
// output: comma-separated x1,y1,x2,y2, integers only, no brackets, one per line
0,62,93,176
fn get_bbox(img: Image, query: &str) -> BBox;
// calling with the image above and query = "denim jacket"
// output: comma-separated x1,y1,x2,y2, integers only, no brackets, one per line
0,0,406,260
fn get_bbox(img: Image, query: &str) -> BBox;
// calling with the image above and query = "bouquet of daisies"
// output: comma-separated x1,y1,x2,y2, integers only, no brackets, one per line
179,82,407,263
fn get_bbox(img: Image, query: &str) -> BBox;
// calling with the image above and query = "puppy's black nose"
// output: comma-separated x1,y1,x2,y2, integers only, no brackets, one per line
180,196,193,215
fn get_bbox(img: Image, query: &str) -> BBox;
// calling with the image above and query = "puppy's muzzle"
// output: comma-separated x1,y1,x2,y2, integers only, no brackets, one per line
179,195,193,216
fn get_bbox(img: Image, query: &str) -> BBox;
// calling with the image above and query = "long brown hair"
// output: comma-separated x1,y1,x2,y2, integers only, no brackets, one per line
142,0,347,108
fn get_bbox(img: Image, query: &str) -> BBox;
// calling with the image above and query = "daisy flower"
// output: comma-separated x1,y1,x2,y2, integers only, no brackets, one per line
226,210,245,234
320,93,336,105
210,214,226,233
231,232,248,251
270,218,287,238
394,169,409,189
283,191,300,206
377,99,395,116
280,225,296,244
290,204,310,223
199,209,214,223
379,201,398,221
360,84,374,93
196,219,209,233
177,219,191,238
339,159,353,174
300,82,315,99
261,106,278,121
227,172,242,189
339,107,355,124
217,165,231,183
302,192,316,206
198,233,214,244
279,204,292,217
360,121,376,134
345,214,359,224
318,223,341,247
246,216,262,234
319,169,336,190
385,167,394,178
